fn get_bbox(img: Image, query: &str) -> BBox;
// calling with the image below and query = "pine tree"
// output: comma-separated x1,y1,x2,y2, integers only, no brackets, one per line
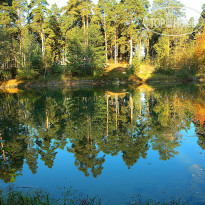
123,0,149,65
30,0,49,62
97,0,112,64
12,0,28,67
44,4,62,68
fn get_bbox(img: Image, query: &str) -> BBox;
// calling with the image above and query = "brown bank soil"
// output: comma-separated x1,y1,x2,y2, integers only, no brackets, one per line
0,78,140,91
0,64,204,90
0,65,141,89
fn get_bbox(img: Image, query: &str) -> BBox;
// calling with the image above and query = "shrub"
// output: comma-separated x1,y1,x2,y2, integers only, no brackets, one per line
67,25,105,77
17,69,39,80
132,55,140,74
126,65,135,76
0,70,12,81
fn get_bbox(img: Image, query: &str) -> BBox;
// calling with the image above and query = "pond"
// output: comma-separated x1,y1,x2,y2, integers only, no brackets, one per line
0,84,205,204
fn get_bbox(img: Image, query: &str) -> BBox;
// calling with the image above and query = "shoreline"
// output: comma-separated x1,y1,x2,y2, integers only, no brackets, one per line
0,75,204,90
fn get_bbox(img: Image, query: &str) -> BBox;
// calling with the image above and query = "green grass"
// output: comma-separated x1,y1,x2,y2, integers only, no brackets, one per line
0,189,54,205
103,64,128,80
135,64,204,84
0,187,185,205
0,187,101,205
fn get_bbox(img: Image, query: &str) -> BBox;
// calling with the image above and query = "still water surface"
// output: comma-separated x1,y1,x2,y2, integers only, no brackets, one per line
0,84,205,204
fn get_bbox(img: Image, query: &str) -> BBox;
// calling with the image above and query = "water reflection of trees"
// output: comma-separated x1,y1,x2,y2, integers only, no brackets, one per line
0,85,204,182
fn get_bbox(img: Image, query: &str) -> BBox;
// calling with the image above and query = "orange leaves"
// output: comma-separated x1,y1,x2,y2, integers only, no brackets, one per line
195,27,205,69
193,103,205,126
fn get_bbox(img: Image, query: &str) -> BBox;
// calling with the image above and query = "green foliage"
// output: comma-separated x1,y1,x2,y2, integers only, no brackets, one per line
0,27,16,80
0,70,13,81
51,64,64,75
154,35,170,69
23,39,42,71
17,69,39,80
0,188,55,205
126,65,135,76
44,4,62,67
19,31,42,79
126,55,141,76
0,187,184,205
147,1,205,79
0,0,204,81
30,0,49,34
132,55,140,73
0,186,107,205
30,52,42,70
0,29,12,69
175,69,196,80
67,24,105,76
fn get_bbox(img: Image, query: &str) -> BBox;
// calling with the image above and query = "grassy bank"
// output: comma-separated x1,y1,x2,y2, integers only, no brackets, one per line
0,187,101,205
136,64,205,84
0,187,184,205
103,63,204,84
0,64,204,89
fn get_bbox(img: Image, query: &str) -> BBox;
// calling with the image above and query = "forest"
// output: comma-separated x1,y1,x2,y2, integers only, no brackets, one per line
0,0,205,82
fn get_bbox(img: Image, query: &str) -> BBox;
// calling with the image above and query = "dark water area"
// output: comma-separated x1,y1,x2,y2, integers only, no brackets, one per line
0,84,205,204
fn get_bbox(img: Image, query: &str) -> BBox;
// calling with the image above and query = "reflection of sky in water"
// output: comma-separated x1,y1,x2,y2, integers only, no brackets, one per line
141,92,146,102
2,134,202,204
8,129,205,205
0,86,205,204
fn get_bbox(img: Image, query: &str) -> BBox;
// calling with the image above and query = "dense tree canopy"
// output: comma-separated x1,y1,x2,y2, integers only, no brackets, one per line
0,0,204,80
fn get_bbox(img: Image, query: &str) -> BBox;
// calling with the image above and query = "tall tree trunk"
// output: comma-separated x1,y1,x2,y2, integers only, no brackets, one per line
86,14,89,45
40,28,46,76
138,27,142,60
166,0,170,69
129,12,133,65
167,37,170,69
24,53,26,67
18,5,22,68
111,45,113,59
40,30,45,60
146,31,150,59
83,15,86,45
129,37,133,65
117,27,118,63
83,16,86,33
20,31,22,66
62,48,65,65
104,14,108,64
114,23,117,64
